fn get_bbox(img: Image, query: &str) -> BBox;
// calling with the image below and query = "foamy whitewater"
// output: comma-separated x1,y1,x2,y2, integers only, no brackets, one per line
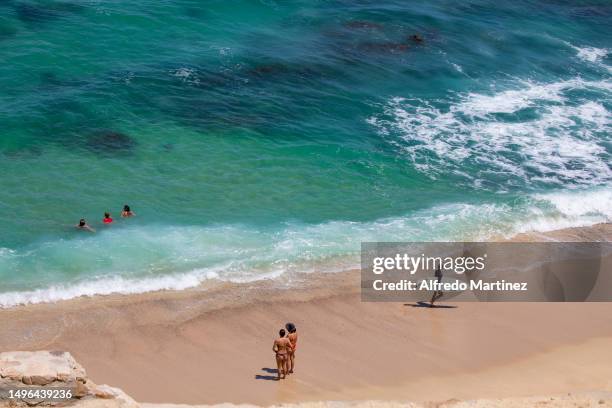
0,1,610,306
1,187,610,307
368,77,611,189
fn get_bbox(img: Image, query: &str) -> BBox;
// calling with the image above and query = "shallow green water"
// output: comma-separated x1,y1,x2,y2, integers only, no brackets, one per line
0,0,610,305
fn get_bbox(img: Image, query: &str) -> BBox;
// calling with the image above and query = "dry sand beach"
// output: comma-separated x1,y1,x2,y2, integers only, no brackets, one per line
1,224,611,406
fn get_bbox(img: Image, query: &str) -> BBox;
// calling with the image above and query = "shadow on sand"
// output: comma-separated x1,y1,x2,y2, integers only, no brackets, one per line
405,301,458,309
255,367,280,381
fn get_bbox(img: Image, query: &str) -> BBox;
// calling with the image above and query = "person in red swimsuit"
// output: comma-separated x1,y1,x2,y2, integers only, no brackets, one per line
103,212,113,224
285,322,298,374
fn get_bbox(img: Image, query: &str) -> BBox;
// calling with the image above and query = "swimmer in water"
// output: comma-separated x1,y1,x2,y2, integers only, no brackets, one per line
409,34,424,43
103,212,113,224
76,219,95,232
121,205,135,218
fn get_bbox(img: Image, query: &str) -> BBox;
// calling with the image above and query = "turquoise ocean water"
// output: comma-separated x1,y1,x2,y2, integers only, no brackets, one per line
0,0,610,306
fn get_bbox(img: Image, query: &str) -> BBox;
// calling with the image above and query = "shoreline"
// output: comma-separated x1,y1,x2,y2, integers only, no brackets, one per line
0,223,611,405
2,222,611,310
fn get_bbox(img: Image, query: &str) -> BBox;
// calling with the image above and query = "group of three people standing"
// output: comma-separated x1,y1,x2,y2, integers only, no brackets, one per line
272,323,298,380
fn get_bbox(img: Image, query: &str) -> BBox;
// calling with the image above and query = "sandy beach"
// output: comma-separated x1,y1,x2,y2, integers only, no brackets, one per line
1,224,611,406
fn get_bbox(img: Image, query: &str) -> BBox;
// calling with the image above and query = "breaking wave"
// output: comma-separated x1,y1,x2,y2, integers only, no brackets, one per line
1,186,609,307
368,77,611,190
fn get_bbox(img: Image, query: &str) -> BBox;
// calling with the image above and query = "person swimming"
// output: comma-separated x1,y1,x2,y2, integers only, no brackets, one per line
76,218,95,232
103,212,113,224
285,323,298,374
272,329,293,380
409,34,424,43
121,205,135,217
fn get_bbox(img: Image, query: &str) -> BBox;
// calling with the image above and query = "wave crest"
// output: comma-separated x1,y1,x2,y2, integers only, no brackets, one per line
368,78,611,189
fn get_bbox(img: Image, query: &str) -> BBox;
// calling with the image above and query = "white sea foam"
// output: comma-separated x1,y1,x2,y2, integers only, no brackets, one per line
533,188,612,220
0,248,15,256
571,44,609,64
451,63,464,74
507,187,611,234
0,273,207,308
171,67,200,85
577,47,609,63
566,42,611,73
1,187,610,307
172,67,195,79
368,78,612,188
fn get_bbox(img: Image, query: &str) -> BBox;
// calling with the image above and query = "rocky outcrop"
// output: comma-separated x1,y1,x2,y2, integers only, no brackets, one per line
0,351,137,408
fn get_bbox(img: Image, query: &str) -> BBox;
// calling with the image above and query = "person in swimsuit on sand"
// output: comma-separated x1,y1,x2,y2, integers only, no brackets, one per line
272,329,292,380
285,323,298,374
76,219,95,232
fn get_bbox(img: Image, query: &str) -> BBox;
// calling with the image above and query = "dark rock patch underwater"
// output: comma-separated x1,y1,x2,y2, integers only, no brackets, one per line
84,130,137,155
13,0,86,25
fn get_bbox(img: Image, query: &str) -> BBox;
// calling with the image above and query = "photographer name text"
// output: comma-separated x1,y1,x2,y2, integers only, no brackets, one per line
372,279,528,291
